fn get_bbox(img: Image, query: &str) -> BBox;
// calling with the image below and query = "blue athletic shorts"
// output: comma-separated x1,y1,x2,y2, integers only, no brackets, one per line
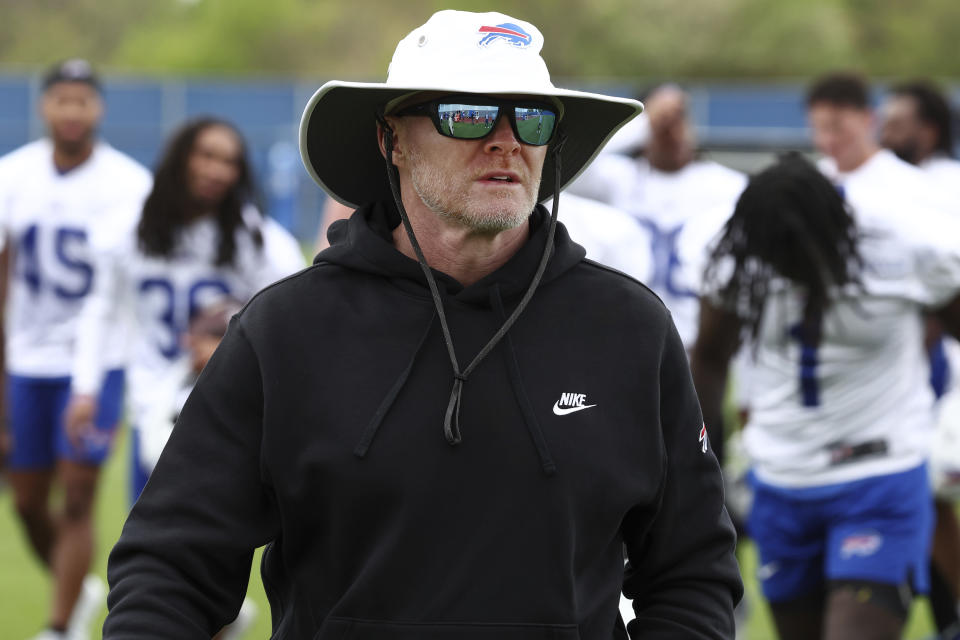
748,464,933,602
6,369,125,469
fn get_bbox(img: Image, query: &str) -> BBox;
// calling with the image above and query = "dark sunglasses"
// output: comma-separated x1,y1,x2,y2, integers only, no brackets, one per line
394,95,559,146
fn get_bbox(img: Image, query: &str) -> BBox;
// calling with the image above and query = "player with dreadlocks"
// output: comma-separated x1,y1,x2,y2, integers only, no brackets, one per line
691,152,960,640
66,117,304,504
705,153,863,350
138,117,263,267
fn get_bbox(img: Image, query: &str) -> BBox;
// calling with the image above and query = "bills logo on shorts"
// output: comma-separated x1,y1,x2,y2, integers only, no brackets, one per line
840,532,883,558
478,23,532,48
699,423,708,453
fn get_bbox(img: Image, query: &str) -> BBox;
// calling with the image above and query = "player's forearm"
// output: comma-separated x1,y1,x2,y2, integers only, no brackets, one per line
691,300,742,444
71,297,110,396
691,353,729,445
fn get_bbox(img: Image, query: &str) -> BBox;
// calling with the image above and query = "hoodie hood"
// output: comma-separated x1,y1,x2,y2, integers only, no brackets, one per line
314,201,586,306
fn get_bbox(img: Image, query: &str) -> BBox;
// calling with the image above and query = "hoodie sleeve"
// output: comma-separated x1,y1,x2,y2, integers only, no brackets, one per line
103,319,279,639
622,316,742,639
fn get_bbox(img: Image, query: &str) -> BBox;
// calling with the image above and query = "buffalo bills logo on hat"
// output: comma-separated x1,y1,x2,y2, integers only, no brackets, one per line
477,23,532,48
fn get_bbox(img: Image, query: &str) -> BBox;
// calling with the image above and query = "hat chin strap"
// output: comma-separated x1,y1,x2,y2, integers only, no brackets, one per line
378,117,567,447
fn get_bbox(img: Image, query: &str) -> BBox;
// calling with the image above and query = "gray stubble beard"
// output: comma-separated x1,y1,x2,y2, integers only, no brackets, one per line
409,148,541,234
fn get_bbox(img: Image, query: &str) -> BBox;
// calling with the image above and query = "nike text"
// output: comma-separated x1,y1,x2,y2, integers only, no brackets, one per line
553,392,597,416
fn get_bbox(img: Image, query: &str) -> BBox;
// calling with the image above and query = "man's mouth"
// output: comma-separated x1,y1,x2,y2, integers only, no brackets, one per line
480,171,521,183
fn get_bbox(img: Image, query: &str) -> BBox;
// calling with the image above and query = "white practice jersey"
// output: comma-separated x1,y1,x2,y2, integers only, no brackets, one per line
564,153,638,205
571,155,746,347
676,203,737,301
0,139,151,378
819,149,958,215
549,193,652,282
743,150,960,488
920,155,960,395
137,356,194,472
72,206,305,427
921,155,960,197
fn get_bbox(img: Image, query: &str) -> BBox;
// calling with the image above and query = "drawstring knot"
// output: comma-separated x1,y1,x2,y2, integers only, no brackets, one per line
444,375,465,445
445,371,469,445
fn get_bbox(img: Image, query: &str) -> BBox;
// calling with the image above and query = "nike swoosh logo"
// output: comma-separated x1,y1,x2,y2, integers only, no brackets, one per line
552,402,597,416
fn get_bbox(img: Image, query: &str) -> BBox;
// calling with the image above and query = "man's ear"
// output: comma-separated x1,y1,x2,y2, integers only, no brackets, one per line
376,122,389,159
377,117,405,167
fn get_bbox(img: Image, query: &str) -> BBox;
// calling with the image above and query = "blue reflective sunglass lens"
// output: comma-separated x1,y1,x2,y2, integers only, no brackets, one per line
514,106,556,146
437,103,500,139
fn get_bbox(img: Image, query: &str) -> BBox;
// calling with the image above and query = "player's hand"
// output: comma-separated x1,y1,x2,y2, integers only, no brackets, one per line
65,394,98,449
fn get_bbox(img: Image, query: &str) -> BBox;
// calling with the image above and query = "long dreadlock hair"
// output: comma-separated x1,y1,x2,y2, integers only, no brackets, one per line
138,117,262,266
704,152,864,346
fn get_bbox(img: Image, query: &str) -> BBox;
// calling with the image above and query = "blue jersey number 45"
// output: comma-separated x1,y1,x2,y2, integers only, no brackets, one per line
16,224,93,300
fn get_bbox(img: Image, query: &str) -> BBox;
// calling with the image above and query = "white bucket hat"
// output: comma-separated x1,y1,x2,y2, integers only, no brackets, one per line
299,10,643,208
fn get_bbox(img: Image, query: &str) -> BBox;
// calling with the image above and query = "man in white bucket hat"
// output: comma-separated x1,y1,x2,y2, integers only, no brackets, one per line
103,10,741,639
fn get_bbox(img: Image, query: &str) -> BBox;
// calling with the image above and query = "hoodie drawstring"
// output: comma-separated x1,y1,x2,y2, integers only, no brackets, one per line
444,374,466,445
354,313,437,458
375,116,566,457
490,285,558,476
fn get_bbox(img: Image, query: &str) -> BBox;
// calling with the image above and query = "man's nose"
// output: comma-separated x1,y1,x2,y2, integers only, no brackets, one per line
483,114,521,154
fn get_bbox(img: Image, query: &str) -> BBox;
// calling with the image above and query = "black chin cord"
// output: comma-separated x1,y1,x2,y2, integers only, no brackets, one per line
380,119,567,447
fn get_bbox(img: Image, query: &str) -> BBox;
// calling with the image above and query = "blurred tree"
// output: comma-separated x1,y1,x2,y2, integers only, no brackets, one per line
844,0,960,76
0,0,958,81
0,0,169,70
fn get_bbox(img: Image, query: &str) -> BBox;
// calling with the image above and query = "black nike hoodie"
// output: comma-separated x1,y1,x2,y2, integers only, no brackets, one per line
104,202,742,639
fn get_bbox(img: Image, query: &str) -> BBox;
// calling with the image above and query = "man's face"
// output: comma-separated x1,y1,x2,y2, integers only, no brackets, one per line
644,86,694,172
186,124,243,208
880,95,930,165
41,82,103,153
389,100,548,234
807,102,874,169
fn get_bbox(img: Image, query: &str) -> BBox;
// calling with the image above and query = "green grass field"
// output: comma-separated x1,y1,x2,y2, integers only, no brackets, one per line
0,427,273,639
0,426,940,638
